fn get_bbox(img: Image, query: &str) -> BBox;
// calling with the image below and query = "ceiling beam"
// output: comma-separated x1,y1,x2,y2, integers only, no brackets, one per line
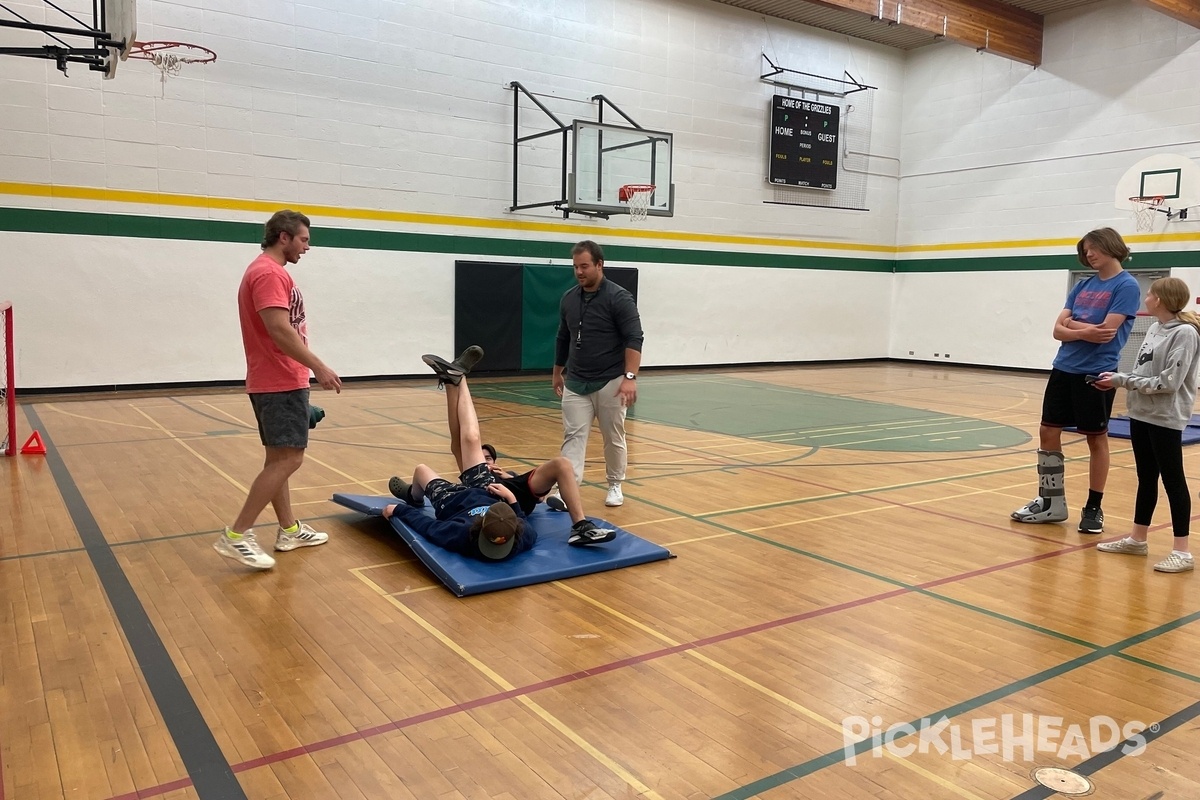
807,0,1044,65
1136,0,1200,28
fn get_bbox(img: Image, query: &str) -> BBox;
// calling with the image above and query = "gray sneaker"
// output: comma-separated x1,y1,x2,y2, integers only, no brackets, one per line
1096,537,1148,555
1077,505,1104,534
1154,552,1195,573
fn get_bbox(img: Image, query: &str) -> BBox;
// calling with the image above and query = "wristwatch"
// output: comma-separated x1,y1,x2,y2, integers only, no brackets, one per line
624,372,637,380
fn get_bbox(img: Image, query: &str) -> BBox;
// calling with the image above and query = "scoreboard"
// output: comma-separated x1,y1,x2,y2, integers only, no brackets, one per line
768,94,839,190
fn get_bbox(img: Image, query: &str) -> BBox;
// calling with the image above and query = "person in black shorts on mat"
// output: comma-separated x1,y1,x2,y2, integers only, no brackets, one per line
383,346,616,551
481,443,569,512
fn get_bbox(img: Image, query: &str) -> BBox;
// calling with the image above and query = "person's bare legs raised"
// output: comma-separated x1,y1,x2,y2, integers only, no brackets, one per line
395,349,615,545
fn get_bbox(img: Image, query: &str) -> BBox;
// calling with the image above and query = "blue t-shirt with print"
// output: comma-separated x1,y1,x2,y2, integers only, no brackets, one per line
1052,270,1140,374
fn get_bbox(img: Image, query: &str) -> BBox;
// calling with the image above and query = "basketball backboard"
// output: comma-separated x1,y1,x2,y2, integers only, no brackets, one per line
0,0,134,75
102,0,137,78
568,121,674,218
1114,154,1200,217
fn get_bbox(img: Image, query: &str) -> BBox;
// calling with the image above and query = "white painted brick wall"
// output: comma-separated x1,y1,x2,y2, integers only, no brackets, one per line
894,0,1200,369
3,0,1196,385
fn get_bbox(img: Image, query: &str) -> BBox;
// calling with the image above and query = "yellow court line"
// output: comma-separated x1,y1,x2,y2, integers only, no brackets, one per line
44,402,172,432
131,406,248,493
349,569,665,800
389,584,441,596
193,399,254,427
618,515,691,530
737,482,1067,534
690,458,1083,519
661,531,737,546
553,583,990,800
131,404,381,499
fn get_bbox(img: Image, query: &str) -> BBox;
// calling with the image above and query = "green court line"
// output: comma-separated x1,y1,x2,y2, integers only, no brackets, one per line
711,609,1200,800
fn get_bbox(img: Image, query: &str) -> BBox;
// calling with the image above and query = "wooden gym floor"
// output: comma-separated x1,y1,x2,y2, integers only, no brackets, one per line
3,362,1199,799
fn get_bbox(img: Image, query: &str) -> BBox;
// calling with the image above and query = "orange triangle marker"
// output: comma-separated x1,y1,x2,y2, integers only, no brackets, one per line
20,430,46,455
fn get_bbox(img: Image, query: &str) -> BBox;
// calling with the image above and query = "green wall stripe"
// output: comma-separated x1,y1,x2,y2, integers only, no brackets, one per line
1,206,1196,273
896,251,1200,272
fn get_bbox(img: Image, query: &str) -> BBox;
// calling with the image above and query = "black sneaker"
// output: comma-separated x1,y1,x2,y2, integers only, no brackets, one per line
421,353,465,387
452,345,484,374
568,519,617,546
1078,506,1104,534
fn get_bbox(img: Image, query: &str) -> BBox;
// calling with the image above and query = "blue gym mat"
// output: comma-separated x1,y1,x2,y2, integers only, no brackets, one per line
333,493,673,597
1069,415,1200,443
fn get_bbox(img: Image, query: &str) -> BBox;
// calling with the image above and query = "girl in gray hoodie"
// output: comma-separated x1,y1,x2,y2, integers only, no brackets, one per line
1094,277,1200,573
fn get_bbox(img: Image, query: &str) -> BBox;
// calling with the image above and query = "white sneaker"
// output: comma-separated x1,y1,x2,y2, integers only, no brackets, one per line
214,529,275,569
605,483,624,507
276,521,329,551
1154,552,1195,573
544,491,568,512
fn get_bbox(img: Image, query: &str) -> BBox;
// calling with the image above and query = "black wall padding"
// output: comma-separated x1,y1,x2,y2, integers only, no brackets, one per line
454,261,524,372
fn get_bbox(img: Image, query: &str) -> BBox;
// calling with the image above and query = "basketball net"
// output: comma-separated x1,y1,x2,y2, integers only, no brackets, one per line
127,41,217,96
619,185,655,223
1130,195,1164,233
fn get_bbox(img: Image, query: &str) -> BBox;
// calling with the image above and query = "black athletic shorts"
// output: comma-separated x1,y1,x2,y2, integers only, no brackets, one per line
1041,368,1115,435
498,470,539,516
249,388,310,448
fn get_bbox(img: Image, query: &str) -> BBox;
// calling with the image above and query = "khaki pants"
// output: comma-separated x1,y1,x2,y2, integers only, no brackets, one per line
561,375,627,486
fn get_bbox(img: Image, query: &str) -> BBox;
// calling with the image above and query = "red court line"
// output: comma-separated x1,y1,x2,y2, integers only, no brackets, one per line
104,538,1093,800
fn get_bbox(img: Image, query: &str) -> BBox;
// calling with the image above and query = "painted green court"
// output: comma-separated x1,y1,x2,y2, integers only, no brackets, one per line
472,375,1030,452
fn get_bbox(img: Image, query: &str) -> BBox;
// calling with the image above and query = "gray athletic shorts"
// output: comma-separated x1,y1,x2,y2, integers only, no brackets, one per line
249,388,310,448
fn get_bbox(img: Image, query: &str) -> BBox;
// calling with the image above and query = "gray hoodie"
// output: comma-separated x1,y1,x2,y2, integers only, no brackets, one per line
1111,319,1200,430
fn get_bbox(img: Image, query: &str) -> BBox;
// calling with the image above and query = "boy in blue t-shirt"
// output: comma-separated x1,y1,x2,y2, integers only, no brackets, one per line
1012,228,1141,533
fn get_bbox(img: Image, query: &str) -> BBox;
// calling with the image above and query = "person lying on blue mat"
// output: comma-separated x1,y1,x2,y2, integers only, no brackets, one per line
384,476,532,561
384,346,617,559
481,443,569,512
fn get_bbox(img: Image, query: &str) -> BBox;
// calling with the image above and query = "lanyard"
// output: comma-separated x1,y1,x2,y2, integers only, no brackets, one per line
576,290,595,348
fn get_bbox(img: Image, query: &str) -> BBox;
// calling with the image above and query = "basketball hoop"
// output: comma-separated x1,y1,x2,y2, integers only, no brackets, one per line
618,184,655,222
1129,195,1165,233
127,41,216,93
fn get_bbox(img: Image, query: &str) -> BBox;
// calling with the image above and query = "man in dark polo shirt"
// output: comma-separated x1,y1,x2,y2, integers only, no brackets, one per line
552,240,644,508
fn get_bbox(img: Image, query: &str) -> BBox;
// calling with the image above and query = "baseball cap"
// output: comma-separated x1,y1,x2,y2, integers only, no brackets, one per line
476,502,522,560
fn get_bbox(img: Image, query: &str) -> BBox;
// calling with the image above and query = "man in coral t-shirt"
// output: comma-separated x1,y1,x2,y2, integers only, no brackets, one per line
215,210,342,570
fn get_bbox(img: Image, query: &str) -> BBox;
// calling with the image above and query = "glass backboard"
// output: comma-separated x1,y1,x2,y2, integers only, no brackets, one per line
569,120,674,217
